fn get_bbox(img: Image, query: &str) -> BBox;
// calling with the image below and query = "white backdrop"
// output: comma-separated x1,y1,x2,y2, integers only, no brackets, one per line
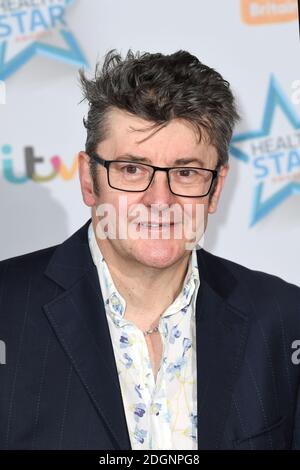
0,0,299,286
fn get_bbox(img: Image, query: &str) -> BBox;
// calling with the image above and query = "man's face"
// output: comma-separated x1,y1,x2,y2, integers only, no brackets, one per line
79,108,228,269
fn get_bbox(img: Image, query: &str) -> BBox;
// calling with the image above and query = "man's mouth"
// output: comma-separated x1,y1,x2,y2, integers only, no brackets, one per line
136,222,177,229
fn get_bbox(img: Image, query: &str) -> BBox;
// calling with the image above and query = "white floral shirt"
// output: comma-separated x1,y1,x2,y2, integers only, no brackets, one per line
88,222,200,450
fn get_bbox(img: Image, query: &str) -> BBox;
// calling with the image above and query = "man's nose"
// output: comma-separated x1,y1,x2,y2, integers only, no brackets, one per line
141,169,175,205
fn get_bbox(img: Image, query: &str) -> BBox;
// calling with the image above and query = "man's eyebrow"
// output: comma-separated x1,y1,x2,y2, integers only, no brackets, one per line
115,155,205,166
115,155,152,163
172,157,205,166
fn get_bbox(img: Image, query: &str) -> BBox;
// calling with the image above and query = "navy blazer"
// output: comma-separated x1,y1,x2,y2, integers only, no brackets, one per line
0,218,300,450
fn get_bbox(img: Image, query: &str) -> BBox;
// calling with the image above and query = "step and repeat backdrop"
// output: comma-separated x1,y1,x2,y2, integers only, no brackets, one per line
0,0,299,285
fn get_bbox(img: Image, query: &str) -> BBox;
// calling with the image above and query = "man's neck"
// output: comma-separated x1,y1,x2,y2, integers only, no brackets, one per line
92,226,190,322
107,255,190,318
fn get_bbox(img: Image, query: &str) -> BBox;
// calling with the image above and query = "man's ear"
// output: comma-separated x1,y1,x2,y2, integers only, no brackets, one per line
208,164,229,214
78,151,96,207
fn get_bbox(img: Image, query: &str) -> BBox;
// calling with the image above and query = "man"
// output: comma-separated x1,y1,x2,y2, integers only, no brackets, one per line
0,49,300,450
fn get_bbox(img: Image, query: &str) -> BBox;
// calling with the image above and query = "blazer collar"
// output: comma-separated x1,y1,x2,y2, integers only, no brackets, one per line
43,218,249,450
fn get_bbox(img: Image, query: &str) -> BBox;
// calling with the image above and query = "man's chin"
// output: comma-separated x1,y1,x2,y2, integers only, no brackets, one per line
129,241,187,269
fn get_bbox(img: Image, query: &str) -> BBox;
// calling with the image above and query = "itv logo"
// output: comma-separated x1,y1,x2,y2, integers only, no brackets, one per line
0,144,79,183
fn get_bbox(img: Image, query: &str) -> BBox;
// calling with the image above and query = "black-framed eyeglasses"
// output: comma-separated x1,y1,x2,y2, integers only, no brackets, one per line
89,152,219,198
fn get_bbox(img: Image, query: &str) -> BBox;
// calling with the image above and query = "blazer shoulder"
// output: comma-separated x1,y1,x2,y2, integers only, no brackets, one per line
0,244,58,279
202,249,300,301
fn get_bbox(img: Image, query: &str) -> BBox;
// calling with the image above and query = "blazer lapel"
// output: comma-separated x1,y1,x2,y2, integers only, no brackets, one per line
43,219,131,450
195,249,250,449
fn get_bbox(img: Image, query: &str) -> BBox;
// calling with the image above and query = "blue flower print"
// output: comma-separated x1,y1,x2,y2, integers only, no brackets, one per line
135,384,143,399
190,413,198,440
123,353,133,369
170,325,181,344
134,403,146,422
183,284,190,299
162,321,168,338
134,426,147,444
162,409,172,424
166,356,187,380
150,402,162,416
183,337,192,356
110,293,124,316
120,331,132,348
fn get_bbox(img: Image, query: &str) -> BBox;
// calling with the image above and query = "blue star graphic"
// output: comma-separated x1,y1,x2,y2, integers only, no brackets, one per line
230,75,300,226
0,0,88,81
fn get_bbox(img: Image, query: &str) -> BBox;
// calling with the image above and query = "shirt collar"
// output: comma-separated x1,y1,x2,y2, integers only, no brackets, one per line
88,221,200,325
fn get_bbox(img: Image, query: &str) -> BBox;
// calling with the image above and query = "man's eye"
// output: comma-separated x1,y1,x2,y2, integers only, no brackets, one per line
122,165,139,174
178,169,196,177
